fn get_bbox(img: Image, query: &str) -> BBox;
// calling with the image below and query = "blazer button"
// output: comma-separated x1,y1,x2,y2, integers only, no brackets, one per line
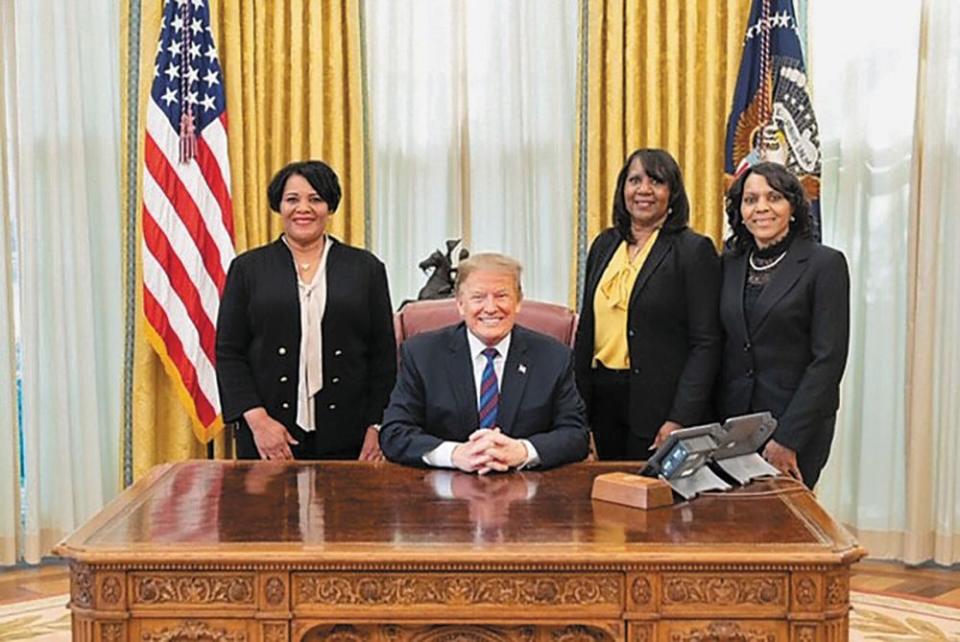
743,341,752,351
334,349,343,357
632,367,641,375
746,369,755,378
328,403,337,410
279,375,288,383
331,377,340,384
278,346,287,355
628,329,635,338
281,402,290,409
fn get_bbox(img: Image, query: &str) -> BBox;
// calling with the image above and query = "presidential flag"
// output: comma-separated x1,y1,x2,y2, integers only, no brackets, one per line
724,0,822,240
142,0,234,442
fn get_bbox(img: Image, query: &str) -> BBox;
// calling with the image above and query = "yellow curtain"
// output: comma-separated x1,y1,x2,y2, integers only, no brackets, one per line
120,0,367,481
575,0,751,292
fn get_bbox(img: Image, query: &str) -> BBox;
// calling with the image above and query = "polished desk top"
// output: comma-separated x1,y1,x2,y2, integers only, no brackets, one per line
56,461,862,567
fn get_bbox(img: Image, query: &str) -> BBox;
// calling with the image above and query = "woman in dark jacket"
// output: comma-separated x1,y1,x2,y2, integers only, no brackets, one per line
574,149,721,459
719,162,849,488
216,160,396,460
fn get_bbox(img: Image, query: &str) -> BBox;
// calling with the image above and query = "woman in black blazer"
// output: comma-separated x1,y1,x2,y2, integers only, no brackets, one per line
216,160,396,460
574,149,721,459
719,162,849,488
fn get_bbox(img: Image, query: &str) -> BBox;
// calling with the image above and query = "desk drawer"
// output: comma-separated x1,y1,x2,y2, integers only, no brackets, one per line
655,619,787,642
659,573,789,617
292,572,623,618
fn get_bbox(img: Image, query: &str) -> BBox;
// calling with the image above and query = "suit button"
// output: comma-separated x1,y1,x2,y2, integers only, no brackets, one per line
632,367,641,375
743,341,751,351
334,349,343,357
746,369,754,378
279,375,288,383
282,402,290,409
331,377,340,384
628,329,635,338
278,346,287,355
328,403,336,410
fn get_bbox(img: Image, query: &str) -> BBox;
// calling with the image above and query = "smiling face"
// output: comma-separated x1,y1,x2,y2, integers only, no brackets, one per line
622,157,672,231
279,173,331,247
740,172,793,248
456,269,522,347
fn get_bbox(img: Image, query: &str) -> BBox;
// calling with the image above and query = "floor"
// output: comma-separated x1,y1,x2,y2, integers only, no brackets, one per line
1,558,959,608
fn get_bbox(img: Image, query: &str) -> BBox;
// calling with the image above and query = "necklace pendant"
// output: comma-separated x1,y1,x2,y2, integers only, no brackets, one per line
299,263,310,271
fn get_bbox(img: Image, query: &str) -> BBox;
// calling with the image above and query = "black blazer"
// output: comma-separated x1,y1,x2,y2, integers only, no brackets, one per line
719,237,850,454
215,237,397,457
379,323,590,469
574,226,722,439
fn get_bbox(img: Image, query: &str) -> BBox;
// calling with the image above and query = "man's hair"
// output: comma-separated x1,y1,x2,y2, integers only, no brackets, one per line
454,253,523,298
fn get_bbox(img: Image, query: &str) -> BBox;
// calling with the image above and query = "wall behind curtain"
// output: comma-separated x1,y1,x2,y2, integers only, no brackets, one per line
576,0,751,299
121,0,367,480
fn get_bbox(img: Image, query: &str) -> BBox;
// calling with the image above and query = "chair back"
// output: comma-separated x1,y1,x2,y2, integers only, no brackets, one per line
394,298,578,348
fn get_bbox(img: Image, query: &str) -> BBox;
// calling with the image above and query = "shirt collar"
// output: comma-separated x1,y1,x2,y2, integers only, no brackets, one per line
465,326,512,361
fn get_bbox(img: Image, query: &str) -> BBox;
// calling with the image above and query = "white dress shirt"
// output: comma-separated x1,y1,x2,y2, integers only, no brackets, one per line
422,328,540,469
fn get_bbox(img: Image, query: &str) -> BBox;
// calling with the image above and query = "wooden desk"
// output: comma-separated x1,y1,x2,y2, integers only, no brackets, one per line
55,461,864,642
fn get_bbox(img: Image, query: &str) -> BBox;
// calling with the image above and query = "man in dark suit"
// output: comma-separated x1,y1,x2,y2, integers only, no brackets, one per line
380,253,589,473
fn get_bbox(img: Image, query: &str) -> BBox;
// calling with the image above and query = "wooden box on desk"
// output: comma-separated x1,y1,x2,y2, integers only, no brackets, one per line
591,471,673,509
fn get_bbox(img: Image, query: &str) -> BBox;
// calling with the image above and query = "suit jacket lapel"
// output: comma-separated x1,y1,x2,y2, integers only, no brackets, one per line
586,234,621,302
628,233,672,311
497,328,530,435
446,324,479,432
725,252,750,342
748,238,813,332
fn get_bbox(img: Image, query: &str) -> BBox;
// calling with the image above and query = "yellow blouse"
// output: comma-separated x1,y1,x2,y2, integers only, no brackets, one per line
592,230,660,369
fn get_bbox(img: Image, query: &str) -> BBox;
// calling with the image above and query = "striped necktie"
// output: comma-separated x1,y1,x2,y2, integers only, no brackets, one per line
478,348,500,428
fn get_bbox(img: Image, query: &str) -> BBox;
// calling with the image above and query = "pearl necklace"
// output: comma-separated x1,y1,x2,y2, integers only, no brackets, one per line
748,251,787,271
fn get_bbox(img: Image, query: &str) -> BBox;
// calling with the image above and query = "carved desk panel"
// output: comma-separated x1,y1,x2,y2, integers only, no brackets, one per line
56,461,864,642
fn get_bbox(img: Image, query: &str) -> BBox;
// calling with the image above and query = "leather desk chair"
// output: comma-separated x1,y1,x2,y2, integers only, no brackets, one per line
393,298,578,348
393,298,597,460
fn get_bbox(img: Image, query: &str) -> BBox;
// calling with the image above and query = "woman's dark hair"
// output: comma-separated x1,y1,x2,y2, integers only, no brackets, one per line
612,148,690,243
724,162,811,253
267,160,342,213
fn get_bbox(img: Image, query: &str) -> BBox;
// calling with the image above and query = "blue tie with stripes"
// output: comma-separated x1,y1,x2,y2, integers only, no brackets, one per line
478,348,500,428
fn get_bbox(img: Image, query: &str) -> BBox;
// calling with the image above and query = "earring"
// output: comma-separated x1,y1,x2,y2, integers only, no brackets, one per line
790,216,796,222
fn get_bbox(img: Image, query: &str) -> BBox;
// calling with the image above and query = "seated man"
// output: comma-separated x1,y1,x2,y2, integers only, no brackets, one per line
380,253,589,473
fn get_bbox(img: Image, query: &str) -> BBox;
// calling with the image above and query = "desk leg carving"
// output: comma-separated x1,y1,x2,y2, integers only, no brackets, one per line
262,622,289,642
627,622,654,642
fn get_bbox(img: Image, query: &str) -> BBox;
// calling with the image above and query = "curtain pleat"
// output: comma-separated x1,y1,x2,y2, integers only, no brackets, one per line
0,0,21,565
576,0,751,281
903,0,960,565
123,0,366,480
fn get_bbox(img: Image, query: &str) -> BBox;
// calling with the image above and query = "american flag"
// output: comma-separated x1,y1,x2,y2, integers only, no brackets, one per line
142,0,234,442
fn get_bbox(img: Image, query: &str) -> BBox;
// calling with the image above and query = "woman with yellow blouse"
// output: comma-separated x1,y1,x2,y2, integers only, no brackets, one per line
574,149,722,459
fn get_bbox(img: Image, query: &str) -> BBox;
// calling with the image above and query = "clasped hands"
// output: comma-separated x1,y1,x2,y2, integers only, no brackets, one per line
451,427,528,475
